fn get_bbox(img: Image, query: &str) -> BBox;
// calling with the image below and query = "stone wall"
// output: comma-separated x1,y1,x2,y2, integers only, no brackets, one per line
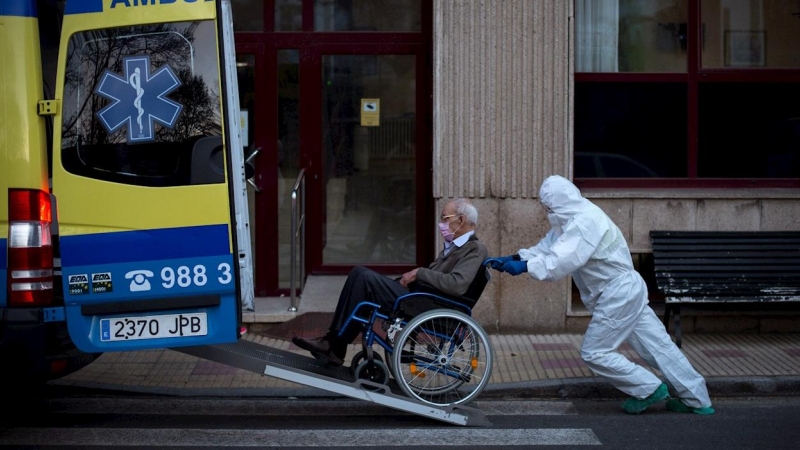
432,1,800,334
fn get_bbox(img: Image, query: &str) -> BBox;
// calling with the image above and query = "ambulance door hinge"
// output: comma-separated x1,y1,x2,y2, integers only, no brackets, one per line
38,100,59,116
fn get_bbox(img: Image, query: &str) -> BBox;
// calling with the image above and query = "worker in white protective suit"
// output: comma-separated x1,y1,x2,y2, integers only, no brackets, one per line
488,175,714,415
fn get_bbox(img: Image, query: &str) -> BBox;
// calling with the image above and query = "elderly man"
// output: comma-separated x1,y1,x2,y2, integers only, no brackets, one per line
293,198,488,366
489,175,714,415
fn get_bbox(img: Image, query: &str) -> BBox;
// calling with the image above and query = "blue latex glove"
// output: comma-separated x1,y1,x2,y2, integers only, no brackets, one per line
500,260,528,276
486,255,519,270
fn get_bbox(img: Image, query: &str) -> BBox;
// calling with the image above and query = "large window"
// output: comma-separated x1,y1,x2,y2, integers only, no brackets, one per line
61,22,224,187
575,0,800,186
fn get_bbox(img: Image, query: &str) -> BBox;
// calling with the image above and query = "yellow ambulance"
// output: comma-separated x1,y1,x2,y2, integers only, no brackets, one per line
2,0,250,383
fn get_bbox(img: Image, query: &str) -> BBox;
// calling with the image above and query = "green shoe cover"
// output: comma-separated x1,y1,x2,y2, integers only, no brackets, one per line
621,383,670,414
665,398,715,415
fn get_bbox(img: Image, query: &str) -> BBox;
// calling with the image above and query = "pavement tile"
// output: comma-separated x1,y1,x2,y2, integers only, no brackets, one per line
192,361,240,376
532,343,574,351
702,349,749,358
540,358,584,370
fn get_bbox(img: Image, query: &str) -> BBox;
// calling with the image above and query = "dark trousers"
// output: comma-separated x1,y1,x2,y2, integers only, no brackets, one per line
329,266,409,345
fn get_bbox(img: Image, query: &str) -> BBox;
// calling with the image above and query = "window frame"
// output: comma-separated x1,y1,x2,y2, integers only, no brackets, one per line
574,0,800,189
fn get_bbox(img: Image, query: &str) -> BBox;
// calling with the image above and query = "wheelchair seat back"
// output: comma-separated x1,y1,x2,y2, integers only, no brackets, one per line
460,263,491,307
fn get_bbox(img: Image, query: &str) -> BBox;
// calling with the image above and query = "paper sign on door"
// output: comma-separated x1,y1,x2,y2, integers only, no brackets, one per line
360,99,380,127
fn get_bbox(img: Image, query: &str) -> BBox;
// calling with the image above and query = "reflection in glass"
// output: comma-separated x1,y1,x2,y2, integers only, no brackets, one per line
315,0,421,31
699,83,800,178
232,0,264,31
575,0,687,73
275,0,302,31
278,50,300,288
322,55,416,264
61,22,222,187
574,82,687,178
701,0,800,69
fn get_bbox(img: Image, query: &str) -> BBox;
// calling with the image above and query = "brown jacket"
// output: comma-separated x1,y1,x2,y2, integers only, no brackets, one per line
415,234,489,297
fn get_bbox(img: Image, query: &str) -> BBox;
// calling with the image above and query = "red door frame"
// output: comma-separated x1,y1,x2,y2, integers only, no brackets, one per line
235,2,434,295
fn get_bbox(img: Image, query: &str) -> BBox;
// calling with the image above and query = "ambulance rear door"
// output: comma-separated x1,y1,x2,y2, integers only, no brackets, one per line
52,0,243,353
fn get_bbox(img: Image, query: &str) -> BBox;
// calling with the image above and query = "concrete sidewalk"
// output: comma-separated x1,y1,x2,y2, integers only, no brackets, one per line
49,331,800,400
48,277,800,399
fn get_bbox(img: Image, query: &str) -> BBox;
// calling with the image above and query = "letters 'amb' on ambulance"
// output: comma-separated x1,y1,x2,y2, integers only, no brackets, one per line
53,0,248,353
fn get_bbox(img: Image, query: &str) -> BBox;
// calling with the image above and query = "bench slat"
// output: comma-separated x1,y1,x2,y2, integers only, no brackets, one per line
654,255,800,260
652,247,800,254
656,266,800,271
665,296,800,303
651,231,800,237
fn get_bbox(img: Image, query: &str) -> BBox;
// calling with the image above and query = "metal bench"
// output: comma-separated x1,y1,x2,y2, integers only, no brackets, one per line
650,230,800,348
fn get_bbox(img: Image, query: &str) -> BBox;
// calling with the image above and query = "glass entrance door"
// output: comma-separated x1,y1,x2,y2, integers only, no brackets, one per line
319,54,417,266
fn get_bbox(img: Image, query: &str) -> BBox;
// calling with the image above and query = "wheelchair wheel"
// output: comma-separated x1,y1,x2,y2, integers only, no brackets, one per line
391,309,493,406
349,350,383,375
354,358,390,390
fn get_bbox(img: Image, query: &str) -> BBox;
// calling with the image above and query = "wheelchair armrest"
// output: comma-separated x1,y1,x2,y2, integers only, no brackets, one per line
392,282,474,316
408,281,441,295
394,265,490,319
394,291,472,318
410,281,475,305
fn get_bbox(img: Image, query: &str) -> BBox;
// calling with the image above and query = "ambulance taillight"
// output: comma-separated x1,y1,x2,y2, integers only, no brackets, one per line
7,189,54,306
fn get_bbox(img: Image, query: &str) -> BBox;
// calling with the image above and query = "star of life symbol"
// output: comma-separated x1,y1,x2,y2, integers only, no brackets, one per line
94,55,183,143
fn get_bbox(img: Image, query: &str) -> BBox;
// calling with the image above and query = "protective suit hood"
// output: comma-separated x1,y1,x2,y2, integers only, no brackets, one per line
539,175,589,228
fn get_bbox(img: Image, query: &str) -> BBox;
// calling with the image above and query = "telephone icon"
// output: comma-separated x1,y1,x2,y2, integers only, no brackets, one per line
125,269,154,292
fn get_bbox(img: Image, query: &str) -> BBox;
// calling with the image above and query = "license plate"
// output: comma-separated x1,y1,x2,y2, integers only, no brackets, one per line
100,313,207,342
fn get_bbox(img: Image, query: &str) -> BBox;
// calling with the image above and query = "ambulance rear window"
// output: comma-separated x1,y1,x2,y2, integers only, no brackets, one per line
60,21,224,187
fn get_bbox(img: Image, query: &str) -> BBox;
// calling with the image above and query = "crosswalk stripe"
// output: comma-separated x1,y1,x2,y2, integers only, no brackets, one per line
42,399,577,416
1,428,602,447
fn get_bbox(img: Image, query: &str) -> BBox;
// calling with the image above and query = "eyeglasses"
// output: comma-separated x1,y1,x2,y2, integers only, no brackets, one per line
440,214,461,222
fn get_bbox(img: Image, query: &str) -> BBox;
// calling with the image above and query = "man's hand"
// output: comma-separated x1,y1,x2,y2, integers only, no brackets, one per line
399,268,419,287
500,260,528,276
486,254,519,270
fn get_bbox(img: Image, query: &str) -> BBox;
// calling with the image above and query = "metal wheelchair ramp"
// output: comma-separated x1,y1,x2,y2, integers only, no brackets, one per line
177,339,491,427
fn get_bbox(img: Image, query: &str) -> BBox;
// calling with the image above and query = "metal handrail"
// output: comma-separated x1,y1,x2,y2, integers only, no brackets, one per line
289,168,306,312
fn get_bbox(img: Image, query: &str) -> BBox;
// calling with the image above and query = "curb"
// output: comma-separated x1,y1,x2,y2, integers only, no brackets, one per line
480,375,800,400
48,375,800,400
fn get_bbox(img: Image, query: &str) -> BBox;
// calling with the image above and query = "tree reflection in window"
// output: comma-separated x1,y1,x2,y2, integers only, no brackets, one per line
61,21,223,186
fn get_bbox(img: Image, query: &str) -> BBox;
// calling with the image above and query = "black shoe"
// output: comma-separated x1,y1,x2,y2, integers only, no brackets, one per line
309,349,345,367
292,336,344,367
292,336,331,354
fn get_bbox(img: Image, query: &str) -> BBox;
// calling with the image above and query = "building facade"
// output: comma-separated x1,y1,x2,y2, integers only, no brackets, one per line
232,0,800,333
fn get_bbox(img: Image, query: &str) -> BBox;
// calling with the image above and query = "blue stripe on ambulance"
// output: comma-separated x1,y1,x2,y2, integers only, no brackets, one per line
0,238,6,307
61,224,238,352
60,223,229,266
0,0,37,17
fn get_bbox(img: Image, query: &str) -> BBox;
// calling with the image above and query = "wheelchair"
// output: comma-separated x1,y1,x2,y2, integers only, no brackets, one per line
338,261,494,407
